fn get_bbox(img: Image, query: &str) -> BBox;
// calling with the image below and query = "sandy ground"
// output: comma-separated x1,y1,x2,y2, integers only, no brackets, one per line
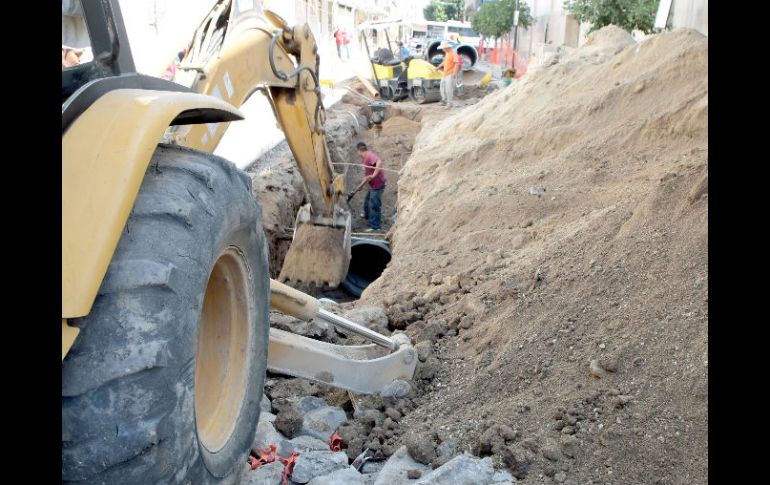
356,27,708,484
250,27,707,483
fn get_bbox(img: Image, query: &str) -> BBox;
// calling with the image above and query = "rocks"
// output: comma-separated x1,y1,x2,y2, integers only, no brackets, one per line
589,359,607,378
291,450,349,484
560,435,579,459
407,469,423,479
340,306,390,335
252,421,287,455
280,435,330,456
270,312,329,339
600,354,619,373
500,445,533,480
415,340,432,362
244,461,285,485
295,396,329,415
413,453,494,485
491,470,516,484
404,431,438,465
542,446,561,462
307,467,365,485
261,394,272,414
432,438,459,468
419,321,447,343
373,446,431,485
268,378,315,402
414,357,439,381
385,408,402,422
477,424,518,456
274,405,304,438
260,412,277,423
554,471,567,483
381,379,413,401
299,405,349,442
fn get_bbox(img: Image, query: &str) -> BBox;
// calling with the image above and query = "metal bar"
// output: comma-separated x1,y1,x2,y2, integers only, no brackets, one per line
267,328,416,394
270,279,395,350
317,308,396,350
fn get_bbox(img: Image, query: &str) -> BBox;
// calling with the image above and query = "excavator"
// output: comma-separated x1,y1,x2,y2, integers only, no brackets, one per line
62,1,415,484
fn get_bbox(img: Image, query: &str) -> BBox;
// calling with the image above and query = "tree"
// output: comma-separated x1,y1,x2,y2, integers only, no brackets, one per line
471,0,534,39
424,0,466,22
424,1,448,22
563,0,658,34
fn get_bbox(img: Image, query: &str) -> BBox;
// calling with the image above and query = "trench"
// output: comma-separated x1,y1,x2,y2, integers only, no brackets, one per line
245,79,428,305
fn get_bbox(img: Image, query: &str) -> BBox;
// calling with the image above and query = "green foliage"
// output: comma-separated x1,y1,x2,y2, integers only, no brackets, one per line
563,0,658,34
424,0,467,21
471,0,534,39
424,1,447,21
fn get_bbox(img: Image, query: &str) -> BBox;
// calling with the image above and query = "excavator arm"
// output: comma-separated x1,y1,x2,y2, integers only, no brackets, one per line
168,1,350,287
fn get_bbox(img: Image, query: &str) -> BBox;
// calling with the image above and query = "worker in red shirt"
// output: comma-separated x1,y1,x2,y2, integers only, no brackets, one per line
334,27,345,58
355,142,386,231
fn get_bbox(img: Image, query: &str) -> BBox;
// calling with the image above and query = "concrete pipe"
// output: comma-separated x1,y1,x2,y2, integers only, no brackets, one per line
342,237,392,297
426,41,478,71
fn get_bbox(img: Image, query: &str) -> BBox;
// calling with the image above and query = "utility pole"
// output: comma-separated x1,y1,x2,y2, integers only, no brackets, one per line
512,0,520,51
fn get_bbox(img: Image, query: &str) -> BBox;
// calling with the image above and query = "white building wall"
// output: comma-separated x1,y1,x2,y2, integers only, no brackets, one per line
670,0,707,36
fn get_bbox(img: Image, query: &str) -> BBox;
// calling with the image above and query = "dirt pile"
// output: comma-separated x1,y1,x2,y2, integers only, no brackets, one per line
359,27,708,484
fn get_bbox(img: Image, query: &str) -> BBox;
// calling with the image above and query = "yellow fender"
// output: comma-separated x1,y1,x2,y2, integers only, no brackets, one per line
406,59,443,81
62,89,243,331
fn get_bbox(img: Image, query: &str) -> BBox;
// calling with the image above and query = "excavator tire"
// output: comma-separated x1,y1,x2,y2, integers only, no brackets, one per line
62,145,270,485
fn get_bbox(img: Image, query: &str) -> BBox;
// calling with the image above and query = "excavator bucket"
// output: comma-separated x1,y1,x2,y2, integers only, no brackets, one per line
279,216,352,288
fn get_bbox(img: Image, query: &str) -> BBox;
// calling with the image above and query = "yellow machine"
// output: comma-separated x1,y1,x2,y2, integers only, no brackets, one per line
360,27,443,103
62,1,415,484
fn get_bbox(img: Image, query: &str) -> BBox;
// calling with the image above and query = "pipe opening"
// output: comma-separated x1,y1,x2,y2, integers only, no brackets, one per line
342,238,392,297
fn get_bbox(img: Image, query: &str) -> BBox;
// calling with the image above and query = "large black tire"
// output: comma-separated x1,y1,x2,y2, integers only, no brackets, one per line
410,86,427,104
62,144,270,485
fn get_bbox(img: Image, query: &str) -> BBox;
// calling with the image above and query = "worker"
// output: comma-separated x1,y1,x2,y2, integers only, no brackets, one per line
342,29,351,59
356,142,386,232
396,41,410,61
334,27,345,58
435,41,460,107
62,45,84,68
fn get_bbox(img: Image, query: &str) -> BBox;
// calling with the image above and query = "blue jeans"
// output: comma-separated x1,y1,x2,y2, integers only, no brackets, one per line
364,187,384,230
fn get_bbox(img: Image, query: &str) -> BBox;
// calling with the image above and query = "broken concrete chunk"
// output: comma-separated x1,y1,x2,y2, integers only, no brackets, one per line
298,406,348,441
491,470,517,484
307,466,364,485
413,453,495,485
295,396,329,415
252,421,288,455
259,412,277,423
244,461,285,485
291,450,349,484
279,435,330,457
373,446,431,485
260,394,272,413
381,379,412,400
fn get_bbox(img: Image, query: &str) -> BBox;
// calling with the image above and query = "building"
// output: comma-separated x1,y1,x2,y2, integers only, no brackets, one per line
656,0,707,36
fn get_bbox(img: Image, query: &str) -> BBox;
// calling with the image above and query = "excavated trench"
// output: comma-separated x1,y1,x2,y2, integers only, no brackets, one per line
247,82,425,300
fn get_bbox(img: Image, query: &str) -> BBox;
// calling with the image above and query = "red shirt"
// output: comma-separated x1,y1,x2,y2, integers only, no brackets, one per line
363,151,386,189
335,31,345,45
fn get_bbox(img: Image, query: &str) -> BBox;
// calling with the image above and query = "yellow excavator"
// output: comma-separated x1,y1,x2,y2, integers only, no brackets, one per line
62,1,415,484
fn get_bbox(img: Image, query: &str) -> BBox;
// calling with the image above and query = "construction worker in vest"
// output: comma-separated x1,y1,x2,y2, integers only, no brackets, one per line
435,41,460,107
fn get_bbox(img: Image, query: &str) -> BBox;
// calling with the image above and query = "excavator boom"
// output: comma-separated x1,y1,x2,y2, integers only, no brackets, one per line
168,0,351,287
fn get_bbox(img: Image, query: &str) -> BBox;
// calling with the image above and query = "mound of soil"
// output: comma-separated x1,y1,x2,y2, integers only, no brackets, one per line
359,27,708,484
